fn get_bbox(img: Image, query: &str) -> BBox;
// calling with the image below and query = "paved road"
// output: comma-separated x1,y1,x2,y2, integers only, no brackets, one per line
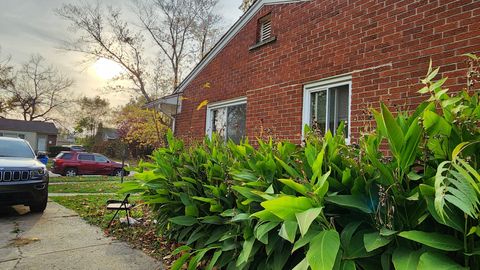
0,201,162,270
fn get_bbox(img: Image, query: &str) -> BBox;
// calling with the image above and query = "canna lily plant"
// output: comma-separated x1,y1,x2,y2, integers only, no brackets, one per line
122,54,480,269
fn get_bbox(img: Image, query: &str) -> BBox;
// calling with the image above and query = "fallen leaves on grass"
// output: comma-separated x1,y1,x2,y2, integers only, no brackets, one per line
105,206,181,268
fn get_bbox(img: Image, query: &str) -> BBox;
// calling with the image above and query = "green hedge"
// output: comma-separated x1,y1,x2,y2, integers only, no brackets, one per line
123,56,480,269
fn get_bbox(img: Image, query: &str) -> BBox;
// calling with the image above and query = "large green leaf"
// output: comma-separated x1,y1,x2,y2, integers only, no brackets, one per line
254,221,280,244
325,195,373,213
340,260,356,270
275,157,302,178
435,161,480,222
398,231,463,251
392,247,421,270
206,250,222,270
236,237,255,266
423,110,451,136
296,207,323,237
292,257,309,270
261,196,313,221
171,253,190,270
279,220,298,243
400,116,422,171
169,216,197,226
279,178,310,196
311,146,326,184
292,229,319,253
417,252,467,270
363,231,393,252
380,103,404,158
340,221,362,249
307,230,340,270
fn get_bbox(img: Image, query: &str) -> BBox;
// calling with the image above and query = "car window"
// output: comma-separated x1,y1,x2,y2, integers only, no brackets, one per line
94,155,109,163
56,153,73,160
78,154,94,161
0,139,35,158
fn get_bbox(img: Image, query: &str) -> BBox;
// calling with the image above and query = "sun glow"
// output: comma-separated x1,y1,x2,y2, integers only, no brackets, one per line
93,58,125,80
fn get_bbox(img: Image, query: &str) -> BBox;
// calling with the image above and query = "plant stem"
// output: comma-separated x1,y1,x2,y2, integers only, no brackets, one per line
464,214,469,268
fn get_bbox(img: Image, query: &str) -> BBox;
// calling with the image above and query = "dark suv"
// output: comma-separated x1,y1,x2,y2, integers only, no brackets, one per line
0,137,49,213
51,151,126,176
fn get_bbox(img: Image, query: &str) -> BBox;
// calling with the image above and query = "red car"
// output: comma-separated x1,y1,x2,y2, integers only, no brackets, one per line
51,151,126,177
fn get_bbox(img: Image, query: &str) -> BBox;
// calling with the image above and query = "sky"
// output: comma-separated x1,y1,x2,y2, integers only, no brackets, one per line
0,0,243,106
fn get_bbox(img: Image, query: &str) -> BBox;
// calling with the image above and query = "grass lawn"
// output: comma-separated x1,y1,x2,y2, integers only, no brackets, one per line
50,195,178,264
49,176,127,183
49,181,124,193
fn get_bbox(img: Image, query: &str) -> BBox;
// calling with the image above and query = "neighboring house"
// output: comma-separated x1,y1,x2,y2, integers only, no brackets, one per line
0,118,58,151
150,0,480,144
99,128,119,141
56,132,76,146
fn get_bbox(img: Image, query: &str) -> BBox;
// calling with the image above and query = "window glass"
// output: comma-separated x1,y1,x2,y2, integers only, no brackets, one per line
212,107,227,139
208,101,246,144
56,153,73,160
308,83,349,138
0,139,35,158
78,154,94,161
226,104,247,144
311,91,327,133
94,155,109,163
18,134,25,139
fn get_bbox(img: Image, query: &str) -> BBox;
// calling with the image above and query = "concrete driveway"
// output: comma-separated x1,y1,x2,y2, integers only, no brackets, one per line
0,201,162,270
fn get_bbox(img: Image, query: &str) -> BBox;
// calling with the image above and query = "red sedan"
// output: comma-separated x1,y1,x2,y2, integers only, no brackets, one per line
51,151,126,177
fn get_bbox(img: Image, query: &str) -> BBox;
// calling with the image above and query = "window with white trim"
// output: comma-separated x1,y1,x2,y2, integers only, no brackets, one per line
206,98,247,144
302,76,351,141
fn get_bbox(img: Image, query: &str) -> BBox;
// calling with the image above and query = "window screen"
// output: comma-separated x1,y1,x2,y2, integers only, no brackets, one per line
209,102,246,144
310,84,349,137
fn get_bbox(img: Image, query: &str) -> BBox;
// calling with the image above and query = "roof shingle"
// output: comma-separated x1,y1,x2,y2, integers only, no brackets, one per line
0,118,58,135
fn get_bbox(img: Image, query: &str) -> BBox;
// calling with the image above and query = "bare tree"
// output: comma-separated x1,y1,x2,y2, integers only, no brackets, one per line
191,0,222,60
6,55,73,121
136,0,222,89
56,2,154,102
240,0,257,12
0,48,15,117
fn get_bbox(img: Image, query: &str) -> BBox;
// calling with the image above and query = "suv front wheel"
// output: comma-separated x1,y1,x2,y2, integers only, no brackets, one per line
30,192,48,213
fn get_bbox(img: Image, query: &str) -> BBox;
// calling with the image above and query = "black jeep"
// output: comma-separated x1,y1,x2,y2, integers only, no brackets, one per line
0,137,49,212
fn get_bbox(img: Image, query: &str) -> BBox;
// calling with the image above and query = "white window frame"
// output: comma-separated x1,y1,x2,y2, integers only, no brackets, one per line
205,97,247,139
301,75,352,143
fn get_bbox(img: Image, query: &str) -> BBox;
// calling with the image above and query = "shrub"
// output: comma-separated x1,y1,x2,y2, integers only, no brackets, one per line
47,145,71,157
123,55,480,269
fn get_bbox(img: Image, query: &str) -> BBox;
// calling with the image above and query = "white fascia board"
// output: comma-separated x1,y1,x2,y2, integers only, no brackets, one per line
174,0,311,94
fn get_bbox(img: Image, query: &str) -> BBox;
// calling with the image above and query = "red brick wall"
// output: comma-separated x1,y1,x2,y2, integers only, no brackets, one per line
175,0,480,144
47,135,57,149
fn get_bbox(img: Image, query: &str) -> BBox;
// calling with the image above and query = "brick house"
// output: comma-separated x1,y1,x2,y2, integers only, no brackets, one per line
150,0,480,144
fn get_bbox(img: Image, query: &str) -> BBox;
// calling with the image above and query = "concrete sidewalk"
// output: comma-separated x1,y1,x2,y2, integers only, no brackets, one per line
0,201,162,270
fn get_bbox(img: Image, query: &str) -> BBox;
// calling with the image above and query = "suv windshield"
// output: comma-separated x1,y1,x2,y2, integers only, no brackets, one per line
0,139,35,158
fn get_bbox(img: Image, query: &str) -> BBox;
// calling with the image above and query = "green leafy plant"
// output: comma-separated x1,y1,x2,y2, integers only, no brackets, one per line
123,54,480,269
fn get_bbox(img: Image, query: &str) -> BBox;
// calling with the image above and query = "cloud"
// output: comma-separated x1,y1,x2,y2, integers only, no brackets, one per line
0,0,243,109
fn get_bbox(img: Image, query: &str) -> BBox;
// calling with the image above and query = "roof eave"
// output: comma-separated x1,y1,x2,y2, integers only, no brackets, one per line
173,0,311,94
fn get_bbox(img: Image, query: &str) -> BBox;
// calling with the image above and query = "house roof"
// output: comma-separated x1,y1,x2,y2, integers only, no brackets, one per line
0,118,58,135
101,128,119,140
172,0,310,95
